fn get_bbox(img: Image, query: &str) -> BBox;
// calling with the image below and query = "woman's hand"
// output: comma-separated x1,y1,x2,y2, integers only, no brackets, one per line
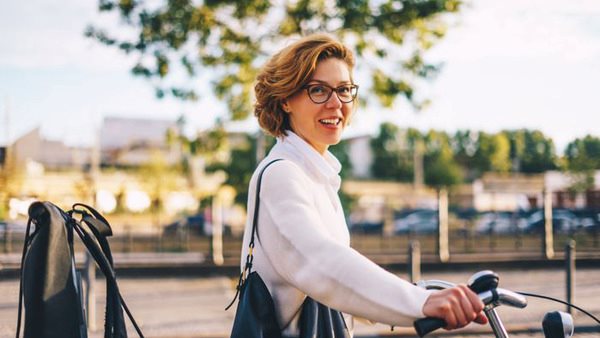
422,284,488,330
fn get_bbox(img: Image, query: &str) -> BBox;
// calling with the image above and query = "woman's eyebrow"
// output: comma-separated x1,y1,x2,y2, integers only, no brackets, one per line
306,79,352,85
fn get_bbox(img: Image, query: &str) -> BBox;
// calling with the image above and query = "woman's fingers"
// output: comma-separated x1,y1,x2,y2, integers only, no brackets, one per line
422,284,486,330
475,312,489,324
456,286,477,326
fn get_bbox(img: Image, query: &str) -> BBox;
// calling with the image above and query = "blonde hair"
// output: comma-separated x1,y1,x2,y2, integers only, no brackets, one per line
254,33,355,137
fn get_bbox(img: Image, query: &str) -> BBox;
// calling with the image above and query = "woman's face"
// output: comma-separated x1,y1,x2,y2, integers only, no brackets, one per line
283,58,354,155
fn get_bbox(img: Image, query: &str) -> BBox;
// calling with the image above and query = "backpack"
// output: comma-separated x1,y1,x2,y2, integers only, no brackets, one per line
16,201,144,338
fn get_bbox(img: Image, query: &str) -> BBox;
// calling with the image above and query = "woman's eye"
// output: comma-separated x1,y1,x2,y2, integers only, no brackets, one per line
338,86,351,94
309,85,326,94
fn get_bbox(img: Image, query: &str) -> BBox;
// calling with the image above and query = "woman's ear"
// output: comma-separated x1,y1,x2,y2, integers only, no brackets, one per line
281,100,291,113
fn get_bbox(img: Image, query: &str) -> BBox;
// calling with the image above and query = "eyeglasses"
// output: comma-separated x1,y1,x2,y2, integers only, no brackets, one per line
301,83,359,104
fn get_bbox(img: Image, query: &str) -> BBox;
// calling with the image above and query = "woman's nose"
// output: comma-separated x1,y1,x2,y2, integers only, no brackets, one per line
325,91,343,108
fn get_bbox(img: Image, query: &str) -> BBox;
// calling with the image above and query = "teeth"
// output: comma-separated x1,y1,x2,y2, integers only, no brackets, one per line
320,118,340,125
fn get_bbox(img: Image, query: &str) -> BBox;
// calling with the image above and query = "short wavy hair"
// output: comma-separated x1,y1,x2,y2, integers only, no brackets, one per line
254,33,355,137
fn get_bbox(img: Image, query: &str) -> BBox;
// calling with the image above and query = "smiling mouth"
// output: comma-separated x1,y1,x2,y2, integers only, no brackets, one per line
319,118,342,126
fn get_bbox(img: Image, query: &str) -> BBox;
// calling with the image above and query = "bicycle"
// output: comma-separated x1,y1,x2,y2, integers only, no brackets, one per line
413,270,600,338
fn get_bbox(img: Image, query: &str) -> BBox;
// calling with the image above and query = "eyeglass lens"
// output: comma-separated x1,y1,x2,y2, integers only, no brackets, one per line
306,84,357,103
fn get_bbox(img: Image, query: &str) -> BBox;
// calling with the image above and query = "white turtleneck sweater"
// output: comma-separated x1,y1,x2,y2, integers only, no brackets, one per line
239,131,432,336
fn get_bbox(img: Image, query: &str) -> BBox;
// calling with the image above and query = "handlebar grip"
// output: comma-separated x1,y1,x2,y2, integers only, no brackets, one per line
414,317,446,337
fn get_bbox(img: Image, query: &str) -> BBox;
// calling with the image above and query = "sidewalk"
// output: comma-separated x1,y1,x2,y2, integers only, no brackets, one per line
1,267,598,337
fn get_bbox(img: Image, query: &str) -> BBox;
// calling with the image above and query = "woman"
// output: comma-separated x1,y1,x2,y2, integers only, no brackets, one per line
240,33,486,336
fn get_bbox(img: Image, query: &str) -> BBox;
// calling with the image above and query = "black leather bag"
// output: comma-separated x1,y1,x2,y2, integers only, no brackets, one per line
227,159,350,338
229,270,282,338
298,298,350,338
16,201,144,338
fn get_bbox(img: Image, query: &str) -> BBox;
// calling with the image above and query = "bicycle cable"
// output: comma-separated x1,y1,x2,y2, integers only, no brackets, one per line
516,291,600,325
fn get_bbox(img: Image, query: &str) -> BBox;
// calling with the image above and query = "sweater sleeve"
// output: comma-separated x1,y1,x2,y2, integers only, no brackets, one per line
257,161,433,327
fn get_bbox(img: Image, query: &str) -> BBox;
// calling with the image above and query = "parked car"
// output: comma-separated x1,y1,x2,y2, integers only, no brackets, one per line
572,209,600,233
394,209,438,234
348,221,384,234
474,211,527,234
163,214,205,236
523,209,578,234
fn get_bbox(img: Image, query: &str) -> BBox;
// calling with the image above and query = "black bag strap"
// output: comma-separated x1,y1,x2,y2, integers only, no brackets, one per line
69,205,145,338
71,203,120,337
15,218,34,338
225,158,284,310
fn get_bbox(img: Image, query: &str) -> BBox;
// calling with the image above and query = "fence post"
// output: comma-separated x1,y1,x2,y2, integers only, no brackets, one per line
543,188,554,259
156,227,163,252
211,196,224,266
3,226,11,253
408,240,421,283
383,197,394,237
128,226,134,252
565,240,576,315
437,188,450,262
84,251,96,331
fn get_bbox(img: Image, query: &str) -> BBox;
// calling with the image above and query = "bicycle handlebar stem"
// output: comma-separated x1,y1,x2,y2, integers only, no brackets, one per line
485,308,510,338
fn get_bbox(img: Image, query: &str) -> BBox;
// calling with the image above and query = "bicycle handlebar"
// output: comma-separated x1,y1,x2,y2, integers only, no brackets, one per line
414,283,527,337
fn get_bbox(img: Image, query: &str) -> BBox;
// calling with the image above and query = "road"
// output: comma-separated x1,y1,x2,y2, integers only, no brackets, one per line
1,267,598,337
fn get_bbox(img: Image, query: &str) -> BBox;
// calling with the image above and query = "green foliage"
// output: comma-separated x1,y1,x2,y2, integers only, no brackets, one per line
207,133,276,205
370,122,570,187
504,129,557,173
451,130,512,180
565,135,600,171
451,129,478,180
188,126,227,156
88,0,463,118
472,132,511,173
423,130,463,188
329,139,353,179
423,147,463,188
370,123,463,187
370,122,415,181
564,135,600,191
329,139,355,215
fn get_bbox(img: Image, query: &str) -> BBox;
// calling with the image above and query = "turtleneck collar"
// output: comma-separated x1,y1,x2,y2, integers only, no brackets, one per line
277,131,342,191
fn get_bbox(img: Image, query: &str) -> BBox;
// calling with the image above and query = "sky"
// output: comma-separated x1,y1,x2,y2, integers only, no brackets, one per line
1,0,599,153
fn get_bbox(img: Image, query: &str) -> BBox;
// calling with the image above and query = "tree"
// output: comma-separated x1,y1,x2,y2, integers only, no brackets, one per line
329,139,355,215
423,130,462,188
370,122,416,181
473,132,511,173
0,148,24,220
87,0,463,119
329,139,353,179
564,135,600,191
451,129,478,180
565,135,600,171
504,129,557,173
207,133,276,205
451,130,511,180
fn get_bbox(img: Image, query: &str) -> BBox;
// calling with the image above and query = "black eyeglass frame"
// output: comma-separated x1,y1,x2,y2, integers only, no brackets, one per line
300,83,359,104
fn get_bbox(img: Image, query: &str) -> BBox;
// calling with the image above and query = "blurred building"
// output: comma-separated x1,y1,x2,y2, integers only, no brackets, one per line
1,117,225,225
100,116,178,166
345,134,373,178
10,127,91,170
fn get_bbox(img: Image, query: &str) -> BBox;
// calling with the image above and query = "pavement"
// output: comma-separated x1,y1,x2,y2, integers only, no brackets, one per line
1,267,599,338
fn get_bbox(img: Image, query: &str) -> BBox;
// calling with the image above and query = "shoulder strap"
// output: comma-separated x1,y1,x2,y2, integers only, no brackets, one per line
15,218,34,338
249,158,284,254
225,158,284,310
69,207,145,338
